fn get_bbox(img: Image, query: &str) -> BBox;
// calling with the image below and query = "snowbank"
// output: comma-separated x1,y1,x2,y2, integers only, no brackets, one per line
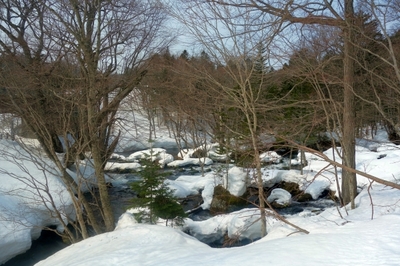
0,140,74,264
36,196,400,265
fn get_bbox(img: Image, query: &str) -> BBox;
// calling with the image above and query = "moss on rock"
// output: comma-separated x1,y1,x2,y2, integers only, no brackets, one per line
210,185,247,214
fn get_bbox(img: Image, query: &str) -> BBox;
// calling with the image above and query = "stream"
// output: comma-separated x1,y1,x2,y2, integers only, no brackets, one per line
3,229,67,266
4,161,336,265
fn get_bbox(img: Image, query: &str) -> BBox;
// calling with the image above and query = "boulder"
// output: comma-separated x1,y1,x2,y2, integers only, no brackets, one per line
267,188,292,208
210,185,246,214
225,167,247,197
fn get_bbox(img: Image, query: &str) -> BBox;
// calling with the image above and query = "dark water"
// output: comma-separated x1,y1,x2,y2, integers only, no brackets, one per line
3,229,67,266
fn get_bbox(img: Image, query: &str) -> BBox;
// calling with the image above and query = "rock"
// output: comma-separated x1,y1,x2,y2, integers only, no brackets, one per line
305,179,331,200
296,193,313,202
260,151,282,163
377,154,386,159
267,188,292,208
225,167,247,197
210,185,246,214
192,149,207,158
278,181,302,196
210,197,229,214
180,194,204,213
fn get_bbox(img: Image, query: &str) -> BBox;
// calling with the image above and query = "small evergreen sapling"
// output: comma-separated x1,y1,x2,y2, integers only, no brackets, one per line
130,155,186,226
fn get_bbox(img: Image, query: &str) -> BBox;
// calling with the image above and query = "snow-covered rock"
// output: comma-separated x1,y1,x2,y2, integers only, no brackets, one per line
167,173,217,199
224,167,247,197
260,151,281,163
227,209,265,241
167,157,213,168
114,212,138,231
104,161,141,171
127,148,174,166
207,143,230,162
201,179,218,210
184,208,269,245
304,179,331,200
267,188,292,205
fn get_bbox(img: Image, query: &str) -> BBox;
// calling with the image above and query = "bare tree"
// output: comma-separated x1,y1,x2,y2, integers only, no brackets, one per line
0,0,170,237
350,1,400,140
171,1,318,237
204,0,359,208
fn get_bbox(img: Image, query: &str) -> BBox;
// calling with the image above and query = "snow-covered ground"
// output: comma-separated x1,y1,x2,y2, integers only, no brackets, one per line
35,129,400,266
1,106,400,266
0,140,75,264
35,209,400,266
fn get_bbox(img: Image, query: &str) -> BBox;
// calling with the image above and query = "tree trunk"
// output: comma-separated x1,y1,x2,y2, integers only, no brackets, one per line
341,0,357,209
94,160,115,231
88,105,115,232
254,147,267,237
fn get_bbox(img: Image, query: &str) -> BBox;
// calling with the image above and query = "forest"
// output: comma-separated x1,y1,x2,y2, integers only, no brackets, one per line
1,0,400,258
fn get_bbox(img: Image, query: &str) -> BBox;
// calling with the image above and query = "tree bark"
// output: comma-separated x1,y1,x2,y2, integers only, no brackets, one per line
253,147,267,237
341,0,357,209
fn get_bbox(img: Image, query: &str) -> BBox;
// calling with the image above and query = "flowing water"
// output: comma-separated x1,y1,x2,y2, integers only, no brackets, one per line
3,229,67,266
4,159,336,265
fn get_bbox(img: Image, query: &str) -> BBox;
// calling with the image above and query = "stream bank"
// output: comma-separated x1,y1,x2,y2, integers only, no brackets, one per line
3,229,67,266
3,156,336,265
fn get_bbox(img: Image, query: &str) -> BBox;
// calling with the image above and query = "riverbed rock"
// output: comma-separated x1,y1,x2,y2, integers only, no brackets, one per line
267,188,292,208
192,149,207,158
260,151,282,163
210,185,246,214
225,167,247,197
296,193,313,202
277,181,302,196
304,179,331,199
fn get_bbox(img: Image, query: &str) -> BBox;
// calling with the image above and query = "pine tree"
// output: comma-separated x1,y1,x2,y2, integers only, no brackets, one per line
180,50,189,61
130,155,186,226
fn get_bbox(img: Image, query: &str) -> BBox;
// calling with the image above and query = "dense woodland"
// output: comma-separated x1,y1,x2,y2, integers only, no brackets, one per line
1,0,400,242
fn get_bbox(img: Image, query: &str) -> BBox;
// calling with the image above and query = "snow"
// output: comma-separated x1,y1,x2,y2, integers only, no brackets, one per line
167,173,217,199
2,110,400,266
167,157,213,167
260,150,282,163
304,179,331,200
126,148,175,167
106,148,175,171
33,127,400,266
35,206,400,266
166,172,220,210
105,147,218,171
0,140,75,264
200,178,218,210
105,161,141,171
259,168,304,188
184,208,268,244
267,188,292,205
224,166,247,197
